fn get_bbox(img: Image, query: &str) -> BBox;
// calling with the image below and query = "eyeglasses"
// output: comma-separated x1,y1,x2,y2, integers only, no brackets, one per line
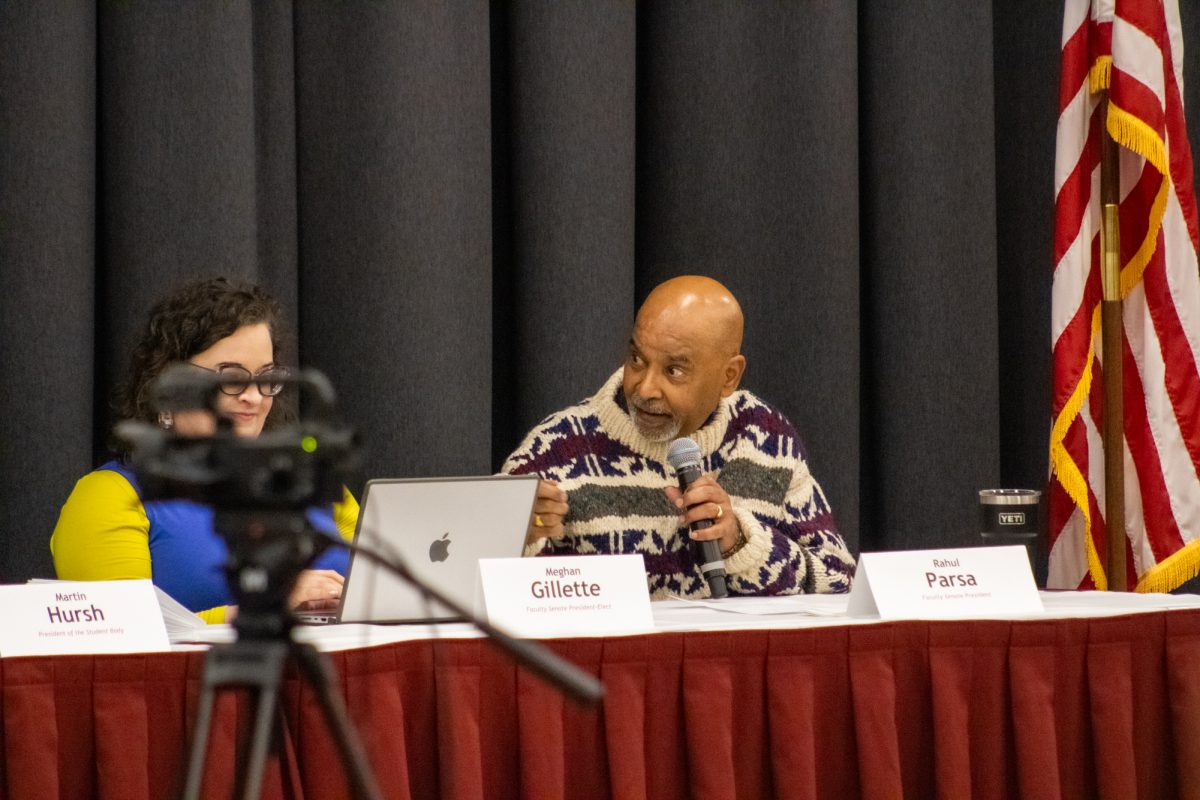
190,364,290,397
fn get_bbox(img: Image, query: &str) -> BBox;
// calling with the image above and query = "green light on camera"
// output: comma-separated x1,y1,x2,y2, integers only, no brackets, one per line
301,436,318,453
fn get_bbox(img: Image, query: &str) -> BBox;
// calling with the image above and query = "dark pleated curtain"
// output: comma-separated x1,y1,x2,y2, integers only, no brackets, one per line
859,1,1002,553
293,3,495,480
4,2,1200,584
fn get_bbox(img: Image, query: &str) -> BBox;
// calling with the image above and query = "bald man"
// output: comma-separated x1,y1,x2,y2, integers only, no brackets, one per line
501,276,855,597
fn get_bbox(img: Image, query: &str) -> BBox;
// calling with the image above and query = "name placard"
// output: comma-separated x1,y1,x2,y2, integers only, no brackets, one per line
0,580,171,657
847,546,1042,619
477,555,654,638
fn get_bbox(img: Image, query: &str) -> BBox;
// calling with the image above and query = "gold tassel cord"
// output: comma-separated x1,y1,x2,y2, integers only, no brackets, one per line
1049,57,1123,591
1050,303,1108,590
1049,59,1174,591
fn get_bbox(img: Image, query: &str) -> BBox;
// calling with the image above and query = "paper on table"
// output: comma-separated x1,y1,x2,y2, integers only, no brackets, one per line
663,594,849,616
151,586,210,641
1038,590,1200,615
173,622,493,651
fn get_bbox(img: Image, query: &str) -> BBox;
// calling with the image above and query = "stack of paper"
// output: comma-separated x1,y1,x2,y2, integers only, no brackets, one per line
149,586,210,642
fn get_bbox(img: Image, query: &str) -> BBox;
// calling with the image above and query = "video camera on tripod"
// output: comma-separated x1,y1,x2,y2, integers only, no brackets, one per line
116,364,600,800
115,364,360,638
115,362,359,510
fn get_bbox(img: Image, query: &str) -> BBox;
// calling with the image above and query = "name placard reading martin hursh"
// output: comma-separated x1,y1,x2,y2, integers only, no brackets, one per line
0,580,171,657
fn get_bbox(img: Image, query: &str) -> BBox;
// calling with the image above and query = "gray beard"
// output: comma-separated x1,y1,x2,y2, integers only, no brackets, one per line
630,410,682,443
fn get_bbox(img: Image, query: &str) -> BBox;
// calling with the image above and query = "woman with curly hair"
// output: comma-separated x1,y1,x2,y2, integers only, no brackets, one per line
50,277,356,623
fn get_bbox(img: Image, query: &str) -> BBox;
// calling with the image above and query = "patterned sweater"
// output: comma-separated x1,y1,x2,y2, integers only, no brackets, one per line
501,369,855,598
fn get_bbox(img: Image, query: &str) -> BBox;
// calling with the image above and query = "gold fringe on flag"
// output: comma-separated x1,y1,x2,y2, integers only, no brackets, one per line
1120,178,1170,298
1090,56,1112,94
1138,538,1200,593
1106,102,1169,176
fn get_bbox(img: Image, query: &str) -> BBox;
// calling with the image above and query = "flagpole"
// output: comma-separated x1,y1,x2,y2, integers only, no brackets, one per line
1100,95,1127,592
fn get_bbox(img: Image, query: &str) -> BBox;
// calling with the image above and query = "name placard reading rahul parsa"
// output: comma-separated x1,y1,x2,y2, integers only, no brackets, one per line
477,554,654,638
0,580,171,657
847,545,1042,619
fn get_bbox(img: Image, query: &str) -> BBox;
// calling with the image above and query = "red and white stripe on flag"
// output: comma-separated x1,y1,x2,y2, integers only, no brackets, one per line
1050,0,1200,591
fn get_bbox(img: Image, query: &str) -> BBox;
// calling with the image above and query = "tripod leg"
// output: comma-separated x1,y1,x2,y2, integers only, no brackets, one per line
183,640,292,800
291,643,383,800
182,680,220,800
240,679,281,800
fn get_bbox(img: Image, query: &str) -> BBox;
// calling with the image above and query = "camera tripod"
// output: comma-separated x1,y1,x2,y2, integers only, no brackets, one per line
177,511,605,800
181,511,381,800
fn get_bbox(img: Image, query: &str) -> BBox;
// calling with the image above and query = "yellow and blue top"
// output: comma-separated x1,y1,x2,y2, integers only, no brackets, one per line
50,460,358,624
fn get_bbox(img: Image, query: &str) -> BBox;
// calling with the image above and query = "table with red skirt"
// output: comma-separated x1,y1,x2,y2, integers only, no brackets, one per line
2,597,1199,800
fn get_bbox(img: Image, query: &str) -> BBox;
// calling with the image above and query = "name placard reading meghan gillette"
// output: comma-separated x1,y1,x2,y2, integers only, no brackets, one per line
477,555,654,638
846,546,1042,619
0,580,171,657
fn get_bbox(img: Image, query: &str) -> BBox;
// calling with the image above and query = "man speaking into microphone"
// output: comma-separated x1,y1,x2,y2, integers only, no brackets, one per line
501,276,854,598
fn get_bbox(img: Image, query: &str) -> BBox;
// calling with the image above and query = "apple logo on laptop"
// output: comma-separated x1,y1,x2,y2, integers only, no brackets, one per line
429,533,451,563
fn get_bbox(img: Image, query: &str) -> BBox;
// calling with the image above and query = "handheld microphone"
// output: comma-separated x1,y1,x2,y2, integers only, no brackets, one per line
666,437,728,598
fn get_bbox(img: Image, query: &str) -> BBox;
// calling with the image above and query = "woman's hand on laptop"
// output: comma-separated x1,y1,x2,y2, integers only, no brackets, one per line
526,479,569,545
288,569,345,611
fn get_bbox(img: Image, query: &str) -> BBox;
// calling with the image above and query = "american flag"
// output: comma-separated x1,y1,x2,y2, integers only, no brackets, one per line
1049,0,1200,592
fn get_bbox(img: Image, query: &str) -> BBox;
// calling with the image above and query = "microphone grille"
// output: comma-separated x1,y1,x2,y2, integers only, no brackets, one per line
666,437,702,471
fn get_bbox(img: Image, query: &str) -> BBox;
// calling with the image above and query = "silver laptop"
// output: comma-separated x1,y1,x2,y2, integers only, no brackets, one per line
330,475,538,624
